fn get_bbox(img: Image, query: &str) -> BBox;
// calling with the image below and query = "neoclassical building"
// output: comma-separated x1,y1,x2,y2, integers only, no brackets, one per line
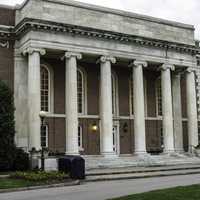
1,0,200,159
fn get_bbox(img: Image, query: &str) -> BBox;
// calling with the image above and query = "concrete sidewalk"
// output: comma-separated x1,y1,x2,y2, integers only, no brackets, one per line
1,174,200,200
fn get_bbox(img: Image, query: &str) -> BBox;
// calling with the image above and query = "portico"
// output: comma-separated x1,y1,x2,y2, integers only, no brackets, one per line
16,45,198,157
11,0,200,161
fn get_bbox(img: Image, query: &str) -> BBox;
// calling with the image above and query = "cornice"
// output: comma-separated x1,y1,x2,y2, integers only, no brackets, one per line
0,18,199,55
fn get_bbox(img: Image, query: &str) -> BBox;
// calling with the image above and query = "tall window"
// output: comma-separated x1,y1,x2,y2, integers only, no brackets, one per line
41,124,48,147
112,72,118,116
78,125,83,150
77,68,86,115
41,65,50,112
156,77,162,116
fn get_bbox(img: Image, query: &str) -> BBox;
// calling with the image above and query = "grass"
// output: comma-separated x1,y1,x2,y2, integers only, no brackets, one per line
0,178,44,189
0,171,69,190
109,185,200,200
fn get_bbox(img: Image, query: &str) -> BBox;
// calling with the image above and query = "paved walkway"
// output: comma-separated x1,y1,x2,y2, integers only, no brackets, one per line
1,174,200,200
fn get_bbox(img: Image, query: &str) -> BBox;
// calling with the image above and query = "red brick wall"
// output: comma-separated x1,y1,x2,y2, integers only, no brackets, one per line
43,58,188,154
0,7,15,26
0,7,15,89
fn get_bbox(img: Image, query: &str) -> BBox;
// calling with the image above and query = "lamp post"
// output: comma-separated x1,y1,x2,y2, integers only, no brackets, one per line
39,111,47,171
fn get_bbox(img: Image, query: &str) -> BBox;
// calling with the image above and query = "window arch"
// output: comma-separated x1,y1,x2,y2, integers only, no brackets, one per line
156,77,162,117
77,67,87,115
112,71,119,117
40,64,54,113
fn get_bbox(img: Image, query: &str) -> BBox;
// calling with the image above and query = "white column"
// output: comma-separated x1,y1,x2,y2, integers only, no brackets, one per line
14,50,28,150
64,52,82,155
130,60,147,155
99,56,116,156
186,67,198,152
160,64,175,153
23,47,46,151
172,73,184,153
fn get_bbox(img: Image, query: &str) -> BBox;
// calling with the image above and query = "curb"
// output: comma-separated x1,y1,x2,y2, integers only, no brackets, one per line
0,180,80,193
85,171,200,182
86,165,200,176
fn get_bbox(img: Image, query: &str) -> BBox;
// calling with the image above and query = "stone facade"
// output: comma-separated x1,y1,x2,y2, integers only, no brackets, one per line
0,0,200,159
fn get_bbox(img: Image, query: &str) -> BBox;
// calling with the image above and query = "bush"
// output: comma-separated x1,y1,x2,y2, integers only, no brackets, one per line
12,148,29,171
0,80,16,171
0,80,29,172
10,171,67,182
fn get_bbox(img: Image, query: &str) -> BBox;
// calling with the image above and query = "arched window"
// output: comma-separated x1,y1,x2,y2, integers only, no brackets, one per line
41,65,50,112
129,75,147,116
112,72,118,116
77,68,87,115
156,77,162,116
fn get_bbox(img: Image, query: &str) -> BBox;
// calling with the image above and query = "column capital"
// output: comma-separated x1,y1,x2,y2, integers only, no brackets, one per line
98,56,116,64
129,60,147,68
22,47,46,56
186,67,196,73
160,63,175,71
63,51,82,60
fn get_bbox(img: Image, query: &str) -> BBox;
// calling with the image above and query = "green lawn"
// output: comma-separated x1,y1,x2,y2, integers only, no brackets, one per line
109,185,200,200
0,171,69,190
0,178,43,189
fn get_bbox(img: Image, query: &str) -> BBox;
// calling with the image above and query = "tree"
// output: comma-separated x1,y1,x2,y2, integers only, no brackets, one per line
0,80,16,171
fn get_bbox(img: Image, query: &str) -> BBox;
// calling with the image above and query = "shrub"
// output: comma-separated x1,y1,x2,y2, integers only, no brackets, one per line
0,80,29,172
10,171,67,182
0,80,16,171
12,148,29,171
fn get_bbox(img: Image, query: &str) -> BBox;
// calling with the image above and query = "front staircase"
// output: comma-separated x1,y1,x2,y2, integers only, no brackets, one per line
84,153,200,182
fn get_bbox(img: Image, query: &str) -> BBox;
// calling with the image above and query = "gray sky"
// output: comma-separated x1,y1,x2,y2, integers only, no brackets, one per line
1,0,200,40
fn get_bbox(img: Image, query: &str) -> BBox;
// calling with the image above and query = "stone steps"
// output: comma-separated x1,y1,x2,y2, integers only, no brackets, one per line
85,164,200,182
84,154,200,170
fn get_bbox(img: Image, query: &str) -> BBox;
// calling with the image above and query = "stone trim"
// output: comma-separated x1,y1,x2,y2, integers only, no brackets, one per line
0,18,199,55
160,64,175,71
63,52,82,60
22,47,46,56
186,67,197,73
98,56,116,64
0,40,9,48
133,60,148,68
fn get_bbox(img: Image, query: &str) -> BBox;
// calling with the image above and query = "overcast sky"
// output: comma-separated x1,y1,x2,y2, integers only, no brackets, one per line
1,0,200,39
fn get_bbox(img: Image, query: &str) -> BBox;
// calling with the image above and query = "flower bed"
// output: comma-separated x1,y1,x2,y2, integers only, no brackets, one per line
10,171,68,182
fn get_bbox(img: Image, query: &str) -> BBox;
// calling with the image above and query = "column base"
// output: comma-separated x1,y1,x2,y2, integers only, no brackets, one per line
161,149,176,156
65,151,80,156
133,151,149,157
175,149,185,154
101,151,118,158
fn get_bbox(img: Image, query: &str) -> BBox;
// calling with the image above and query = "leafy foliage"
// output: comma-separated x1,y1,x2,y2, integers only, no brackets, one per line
0,80,16,171
0,80,29,171
10,171,67,182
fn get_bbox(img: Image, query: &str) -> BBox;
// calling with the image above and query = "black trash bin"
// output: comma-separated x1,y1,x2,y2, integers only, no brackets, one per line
58,156,85,179
58,157,71,174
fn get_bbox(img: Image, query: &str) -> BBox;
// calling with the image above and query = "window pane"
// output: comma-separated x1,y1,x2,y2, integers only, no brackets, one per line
77,69,84,114
40,66,49,112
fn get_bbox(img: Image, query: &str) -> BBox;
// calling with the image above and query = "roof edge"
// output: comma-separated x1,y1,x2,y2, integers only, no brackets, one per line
14,0,195,30
44,0,195,30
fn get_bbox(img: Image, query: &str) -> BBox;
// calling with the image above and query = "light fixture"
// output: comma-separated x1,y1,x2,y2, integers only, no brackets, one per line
39,111,47,121
91,122,98,132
